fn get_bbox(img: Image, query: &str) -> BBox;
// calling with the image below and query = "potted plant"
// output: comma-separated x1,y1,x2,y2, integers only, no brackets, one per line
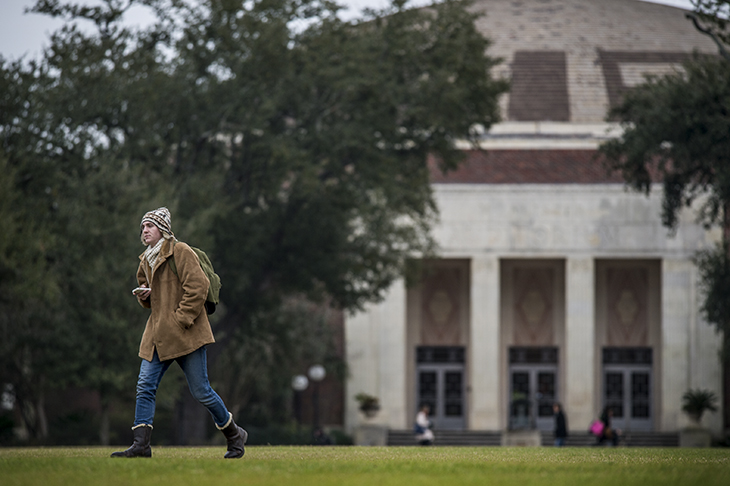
679,388,718,447
681,389,718,424
355,392,380,418
353,392,387,446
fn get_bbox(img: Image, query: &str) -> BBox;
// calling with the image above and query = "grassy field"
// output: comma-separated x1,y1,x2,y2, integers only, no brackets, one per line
1,446,729,486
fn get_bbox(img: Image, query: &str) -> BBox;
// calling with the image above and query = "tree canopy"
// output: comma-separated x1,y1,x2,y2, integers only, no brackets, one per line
0,0,508,443
599,55,730,232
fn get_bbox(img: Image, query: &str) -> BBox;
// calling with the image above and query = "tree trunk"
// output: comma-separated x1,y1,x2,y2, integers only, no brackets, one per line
19,387,49,441
99,401,110,446
175,389,208,445
724,359,730,436
36,392,48,440
725,203,730,433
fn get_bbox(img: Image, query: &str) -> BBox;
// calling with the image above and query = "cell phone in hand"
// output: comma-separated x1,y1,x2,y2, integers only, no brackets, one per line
132,287,150,295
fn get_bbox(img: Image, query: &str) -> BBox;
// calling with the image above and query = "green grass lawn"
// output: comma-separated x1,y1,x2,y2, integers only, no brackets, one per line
1,446,729,486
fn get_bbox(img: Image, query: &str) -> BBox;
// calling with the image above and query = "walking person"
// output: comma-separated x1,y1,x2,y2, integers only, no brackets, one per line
553,402,567,447
111,207,247,459
414,404,435,446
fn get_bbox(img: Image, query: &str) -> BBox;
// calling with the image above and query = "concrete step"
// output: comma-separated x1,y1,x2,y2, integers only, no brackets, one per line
388,429,502,446
387,429,679,447
540,431,679,447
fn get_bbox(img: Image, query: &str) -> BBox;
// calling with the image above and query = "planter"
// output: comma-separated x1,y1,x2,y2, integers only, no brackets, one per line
354,393,380,420
354,424,388,446
679,427,712,448
501,429,542,447
361,406,380,419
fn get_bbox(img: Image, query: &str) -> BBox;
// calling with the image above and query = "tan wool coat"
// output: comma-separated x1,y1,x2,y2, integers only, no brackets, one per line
136,239,215,361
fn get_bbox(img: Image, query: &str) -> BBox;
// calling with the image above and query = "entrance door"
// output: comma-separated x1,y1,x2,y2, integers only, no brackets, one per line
602,347,653,431
509,366,558,431
508,347,559,431
603,366,652,431
416,347,466,430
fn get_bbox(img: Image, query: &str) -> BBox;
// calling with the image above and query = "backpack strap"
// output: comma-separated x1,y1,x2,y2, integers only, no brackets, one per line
168,240,179,277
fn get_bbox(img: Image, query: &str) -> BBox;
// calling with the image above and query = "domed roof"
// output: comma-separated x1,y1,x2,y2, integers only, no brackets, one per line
469,0,717,124
432,1,720,183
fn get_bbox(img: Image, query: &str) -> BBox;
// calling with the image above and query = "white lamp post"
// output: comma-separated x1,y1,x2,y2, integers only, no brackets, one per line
308,365,326,429
291,375,309,426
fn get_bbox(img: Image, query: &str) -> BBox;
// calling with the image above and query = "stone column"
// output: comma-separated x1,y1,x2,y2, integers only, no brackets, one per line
682,260,723,435
564,256,595,431
692,308,724,434
345,279,407,435
469,255,501,430
378,279,408,429
661,258,692,431
344,303,378,432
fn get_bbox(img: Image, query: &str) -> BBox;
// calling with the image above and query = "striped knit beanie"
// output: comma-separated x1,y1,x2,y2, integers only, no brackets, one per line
140,207,174,240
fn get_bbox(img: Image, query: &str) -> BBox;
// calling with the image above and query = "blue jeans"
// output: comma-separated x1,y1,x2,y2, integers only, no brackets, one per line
554,437,566,447
134,346,230,428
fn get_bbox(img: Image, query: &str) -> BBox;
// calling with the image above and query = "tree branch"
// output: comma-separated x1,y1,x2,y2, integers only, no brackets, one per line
686,13,730,62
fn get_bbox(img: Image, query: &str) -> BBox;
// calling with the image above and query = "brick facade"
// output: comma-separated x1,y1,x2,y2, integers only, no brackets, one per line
429,149,625,184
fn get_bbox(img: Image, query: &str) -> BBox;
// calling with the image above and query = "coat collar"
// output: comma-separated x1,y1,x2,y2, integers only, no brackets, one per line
138,238,176,285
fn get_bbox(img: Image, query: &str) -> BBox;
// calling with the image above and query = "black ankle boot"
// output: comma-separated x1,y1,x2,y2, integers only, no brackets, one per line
111,424,153,458
218,413,248,459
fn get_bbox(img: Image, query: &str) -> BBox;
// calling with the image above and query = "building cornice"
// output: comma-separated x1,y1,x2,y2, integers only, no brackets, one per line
455,122,623,150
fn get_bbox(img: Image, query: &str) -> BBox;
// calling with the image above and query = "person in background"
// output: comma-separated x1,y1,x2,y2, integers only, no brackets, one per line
596,406,620,446
414,404,435,446
553,402,568,446
313,427,333,445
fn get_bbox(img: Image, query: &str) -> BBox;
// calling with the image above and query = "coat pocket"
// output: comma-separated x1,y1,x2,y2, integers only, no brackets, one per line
172,311,188,331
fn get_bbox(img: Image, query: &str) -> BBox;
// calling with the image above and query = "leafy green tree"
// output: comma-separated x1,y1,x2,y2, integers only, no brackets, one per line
3,0,507,441
0,153,58,440
163,0,507,425
0,56,71,441
0,47,155,443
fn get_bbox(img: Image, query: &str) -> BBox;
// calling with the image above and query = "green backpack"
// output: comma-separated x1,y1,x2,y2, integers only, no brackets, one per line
168,242,222,315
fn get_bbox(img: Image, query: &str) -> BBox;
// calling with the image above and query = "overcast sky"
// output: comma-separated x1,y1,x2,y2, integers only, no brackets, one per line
0,0,696,61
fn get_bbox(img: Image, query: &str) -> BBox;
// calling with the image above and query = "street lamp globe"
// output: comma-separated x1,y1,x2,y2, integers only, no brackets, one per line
291,375,309,391
308,364,326,382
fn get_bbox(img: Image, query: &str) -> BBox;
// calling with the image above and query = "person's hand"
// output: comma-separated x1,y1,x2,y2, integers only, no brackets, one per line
132,285,151,299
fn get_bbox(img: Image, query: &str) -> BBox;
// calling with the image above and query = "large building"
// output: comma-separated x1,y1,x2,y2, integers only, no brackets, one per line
345,0,725,441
